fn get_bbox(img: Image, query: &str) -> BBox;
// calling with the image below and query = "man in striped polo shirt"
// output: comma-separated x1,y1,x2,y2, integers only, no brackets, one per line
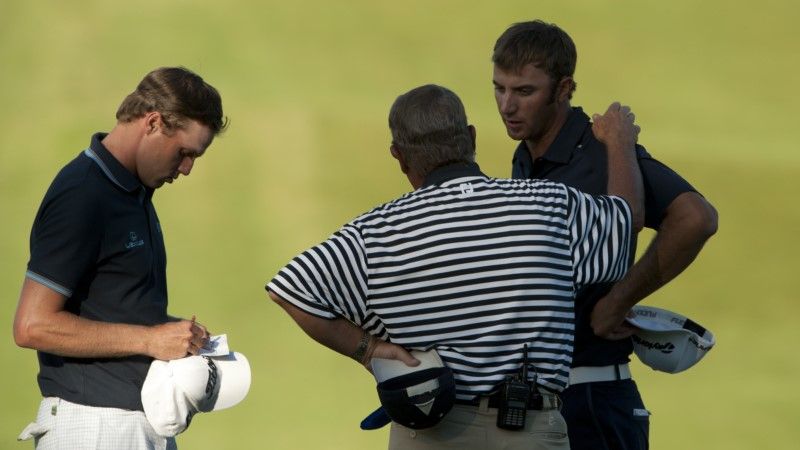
267,84,643,449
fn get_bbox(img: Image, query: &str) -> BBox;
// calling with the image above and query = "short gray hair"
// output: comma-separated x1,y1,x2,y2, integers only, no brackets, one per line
388,85,475,179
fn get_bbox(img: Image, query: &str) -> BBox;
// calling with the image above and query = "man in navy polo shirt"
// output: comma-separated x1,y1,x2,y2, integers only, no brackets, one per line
13,67,226,449
491,21,719,450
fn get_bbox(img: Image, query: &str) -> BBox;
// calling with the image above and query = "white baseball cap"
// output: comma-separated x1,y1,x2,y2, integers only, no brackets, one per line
371,349,447,383
141,352,252,437
369,349,455,429
626,305,715,374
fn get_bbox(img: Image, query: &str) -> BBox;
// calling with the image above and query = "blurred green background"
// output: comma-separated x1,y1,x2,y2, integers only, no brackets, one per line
1,0,797,448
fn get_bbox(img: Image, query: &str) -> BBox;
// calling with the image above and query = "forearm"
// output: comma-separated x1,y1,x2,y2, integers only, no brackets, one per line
16,310,152,358
269,291,371,363
605,192,718,308
592,103,645,231
269,291,419,368
607,144,645,232
14,278,204,360
590,192,717,338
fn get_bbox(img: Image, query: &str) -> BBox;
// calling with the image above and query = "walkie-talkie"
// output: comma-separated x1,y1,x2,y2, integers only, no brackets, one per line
496,344,532,430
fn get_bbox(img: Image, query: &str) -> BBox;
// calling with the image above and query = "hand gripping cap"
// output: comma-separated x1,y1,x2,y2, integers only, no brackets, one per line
371,349,455,429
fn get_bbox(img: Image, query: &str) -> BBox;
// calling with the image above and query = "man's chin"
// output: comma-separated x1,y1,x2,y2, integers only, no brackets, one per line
150,179,169,189
505,129,528,141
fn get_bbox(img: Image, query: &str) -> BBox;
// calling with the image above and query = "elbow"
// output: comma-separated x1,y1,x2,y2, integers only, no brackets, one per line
13,318,37,349
268,290,287,307
13,309,53,351
701,203,719,239
687,198,719,241
268,290,302,320
628,200,645,233
662,193,719,244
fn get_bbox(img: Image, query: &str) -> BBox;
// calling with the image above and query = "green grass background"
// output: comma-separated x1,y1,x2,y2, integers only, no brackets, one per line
1,0,797,448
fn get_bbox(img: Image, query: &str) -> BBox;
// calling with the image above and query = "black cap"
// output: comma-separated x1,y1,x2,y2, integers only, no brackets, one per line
372,350,456,429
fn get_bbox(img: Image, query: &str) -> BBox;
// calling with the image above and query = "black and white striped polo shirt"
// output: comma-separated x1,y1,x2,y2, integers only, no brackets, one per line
267,163,632,398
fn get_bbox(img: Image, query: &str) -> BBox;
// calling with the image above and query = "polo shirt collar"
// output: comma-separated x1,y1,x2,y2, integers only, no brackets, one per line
84,132,145,194
422,161,485,188
511,107,592,174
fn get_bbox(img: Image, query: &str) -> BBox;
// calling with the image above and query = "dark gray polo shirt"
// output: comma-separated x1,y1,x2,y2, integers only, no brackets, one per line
26,133,168,411
511,107,697,367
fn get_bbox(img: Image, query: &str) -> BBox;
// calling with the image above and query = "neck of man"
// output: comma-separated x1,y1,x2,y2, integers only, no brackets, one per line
101,120,144,178
524,102,571,160
408,172,425,190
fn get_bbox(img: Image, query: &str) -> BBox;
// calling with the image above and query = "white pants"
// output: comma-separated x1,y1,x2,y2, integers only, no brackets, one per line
18,397,177,450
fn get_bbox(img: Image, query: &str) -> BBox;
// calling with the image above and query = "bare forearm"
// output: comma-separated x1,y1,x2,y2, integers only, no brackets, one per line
605,192,717,308
14,278,207,360
607,145,645,231
268,291,420,368
590,192,717,338
592,103,645,231
295,315,367,360
16,310,152,358
270,292,367,362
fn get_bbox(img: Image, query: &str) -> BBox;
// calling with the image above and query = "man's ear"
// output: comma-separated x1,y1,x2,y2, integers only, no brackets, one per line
390,144,410,174
468,125,476,147
143,112,162,135
557,77,574,103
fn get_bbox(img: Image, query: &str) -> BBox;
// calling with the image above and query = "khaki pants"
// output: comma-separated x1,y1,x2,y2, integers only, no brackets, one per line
389,396,569,450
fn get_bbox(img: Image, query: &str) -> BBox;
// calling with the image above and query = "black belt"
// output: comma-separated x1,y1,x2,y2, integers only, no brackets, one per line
455,390,560,411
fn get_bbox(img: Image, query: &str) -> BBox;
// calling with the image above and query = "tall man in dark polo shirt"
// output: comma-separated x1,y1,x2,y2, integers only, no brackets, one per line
13,67,226,449
491,20,719,450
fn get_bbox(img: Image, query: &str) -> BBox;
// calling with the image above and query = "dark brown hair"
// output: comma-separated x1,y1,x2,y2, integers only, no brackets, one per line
116,67,227,134
493,20,577,99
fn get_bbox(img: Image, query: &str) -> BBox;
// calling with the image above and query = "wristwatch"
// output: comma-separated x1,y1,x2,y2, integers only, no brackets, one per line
352,331,371,363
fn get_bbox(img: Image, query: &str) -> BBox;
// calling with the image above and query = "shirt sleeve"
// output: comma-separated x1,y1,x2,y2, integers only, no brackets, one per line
266,225,370,325
26,181,103,297
636,145,698,229
565,186,633,287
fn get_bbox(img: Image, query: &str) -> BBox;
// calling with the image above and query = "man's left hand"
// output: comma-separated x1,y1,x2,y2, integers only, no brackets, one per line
363,339,420,373
591,295,637,340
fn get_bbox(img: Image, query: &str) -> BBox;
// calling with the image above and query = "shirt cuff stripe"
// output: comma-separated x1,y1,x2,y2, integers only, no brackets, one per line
26,271,72,297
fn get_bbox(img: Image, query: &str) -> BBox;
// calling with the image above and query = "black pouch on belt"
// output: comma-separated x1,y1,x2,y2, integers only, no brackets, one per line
496,344,539,431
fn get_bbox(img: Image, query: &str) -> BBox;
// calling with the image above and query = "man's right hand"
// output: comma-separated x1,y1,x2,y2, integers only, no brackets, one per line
147,319,209,360
592,102,640,152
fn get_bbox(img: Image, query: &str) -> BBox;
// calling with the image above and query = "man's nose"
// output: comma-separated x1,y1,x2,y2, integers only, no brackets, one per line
178,156,194,176
498,93,516,115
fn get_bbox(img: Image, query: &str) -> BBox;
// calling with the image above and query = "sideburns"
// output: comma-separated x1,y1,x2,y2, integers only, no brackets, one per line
546,78,562,105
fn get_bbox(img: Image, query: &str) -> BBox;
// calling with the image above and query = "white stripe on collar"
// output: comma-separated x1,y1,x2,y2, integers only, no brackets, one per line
84,148,129,191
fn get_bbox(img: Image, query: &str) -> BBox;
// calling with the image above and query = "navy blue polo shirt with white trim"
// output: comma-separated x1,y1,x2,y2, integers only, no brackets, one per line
26,133,168,411
511,107,697,367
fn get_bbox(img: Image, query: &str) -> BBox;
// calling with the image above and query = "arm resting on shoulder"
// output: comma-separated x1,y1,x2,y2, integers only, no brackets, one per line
268,291,418,369
592,103,645,231
591,192,719,338
13,277,208,360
